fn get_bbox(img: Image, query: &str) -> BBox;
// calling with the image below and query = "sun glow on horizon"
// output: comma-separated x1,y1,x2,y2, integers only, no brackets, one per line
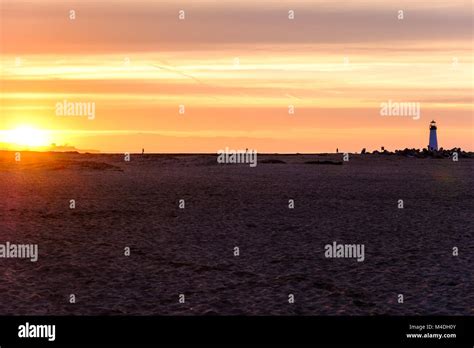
0,126,52,148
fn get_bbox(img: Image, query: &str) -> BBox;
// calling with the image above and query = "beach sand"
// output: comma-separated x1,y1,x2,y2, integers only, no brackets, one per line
0,151,472,315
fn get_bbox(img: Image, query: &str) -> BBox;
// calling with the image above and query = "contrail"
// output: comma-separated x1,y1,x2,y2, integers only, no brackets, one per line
150,62,221,100
151,63,205,85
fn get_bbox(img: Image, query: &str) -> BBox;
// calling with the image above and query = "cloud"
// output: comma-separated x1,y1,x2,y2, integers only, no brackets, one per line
1,0,472,53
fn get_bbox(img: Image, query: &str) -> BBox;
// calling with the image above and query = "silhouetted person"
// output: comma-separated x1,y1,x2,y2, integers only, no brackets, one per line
142,148,144,155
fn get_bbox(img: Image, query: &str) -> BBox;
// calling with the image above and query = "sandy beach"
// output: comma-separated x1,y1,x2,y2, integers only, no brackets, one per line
0,151,472,315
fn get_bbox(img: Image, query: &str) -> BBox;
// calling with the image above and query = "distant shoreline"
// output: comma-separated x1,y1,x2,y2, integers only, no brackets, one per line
1,149,472,157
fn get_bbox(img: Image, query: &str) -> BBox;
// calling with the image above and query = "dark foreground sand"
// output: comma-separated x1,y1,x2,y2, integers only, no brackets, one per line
0,152,472,315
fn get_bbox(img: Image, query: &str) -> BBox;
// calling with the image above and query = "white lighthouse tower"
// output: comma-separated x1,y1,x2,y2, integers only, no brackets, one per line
428,120,438,151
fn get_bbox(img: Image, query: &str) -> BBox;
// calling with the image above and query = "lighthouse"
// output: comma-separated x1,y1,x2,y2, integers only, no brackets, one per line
428,120,438,151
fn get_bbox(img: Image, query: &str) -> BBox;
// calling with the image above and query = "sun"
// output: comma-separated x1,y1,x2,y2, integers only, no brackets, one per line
2,126,51,147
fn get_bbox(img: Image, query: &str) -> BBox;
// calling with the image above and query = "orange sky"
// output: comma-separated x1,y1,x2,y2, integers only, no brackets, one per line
0,0,472,153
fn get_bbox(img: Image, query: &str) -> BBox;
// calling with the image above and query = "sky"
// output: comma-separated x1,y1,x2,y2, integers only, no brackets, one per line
0,0,472,153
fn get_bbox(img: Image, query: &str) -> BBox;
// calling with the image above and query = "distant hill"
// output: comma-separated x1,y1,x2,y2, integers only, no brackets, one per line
0,142,100,153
